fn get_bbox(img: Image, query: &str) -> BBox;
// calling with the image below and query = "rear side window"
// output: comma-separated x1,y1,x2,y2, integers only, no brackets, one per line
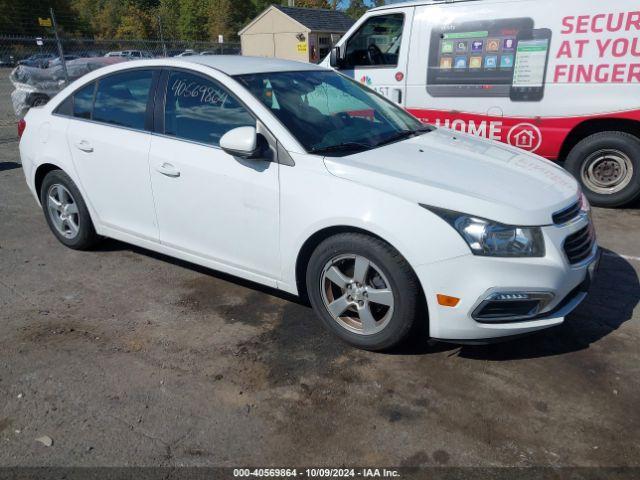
345,14,404,67
73,82,95,119
93,70,154,130
164,70,254,146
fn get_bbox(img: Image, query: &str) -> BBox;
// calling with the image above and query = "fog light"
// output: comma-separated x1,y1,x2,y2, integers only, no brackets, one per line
472,291,554,323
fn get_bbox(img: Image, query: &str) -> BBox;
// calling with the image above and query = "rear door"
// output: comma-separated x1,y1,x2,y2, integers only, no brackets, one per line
337,7,414,106
66,69,160,241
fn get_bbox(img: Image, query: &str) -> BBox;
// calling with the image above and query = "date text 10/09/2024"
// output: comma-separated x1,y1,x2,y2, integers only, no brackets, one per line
233,469,401,478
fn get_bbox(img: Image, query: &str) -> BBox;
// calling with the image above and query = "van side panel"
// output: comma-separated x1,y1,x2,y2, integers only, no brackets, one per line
404,0,640,159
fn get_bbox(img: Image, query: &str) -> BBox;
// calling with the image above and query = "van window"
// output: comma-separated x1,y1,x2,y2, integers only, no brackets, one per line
73,82,96,119
93,70,154,130
344,14,404,67
164,70,255,146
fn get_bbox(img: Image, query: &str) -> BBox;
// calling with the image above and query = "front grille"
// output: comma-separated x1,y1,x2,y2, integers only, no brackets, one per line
553,201,581,225
564,224,596,265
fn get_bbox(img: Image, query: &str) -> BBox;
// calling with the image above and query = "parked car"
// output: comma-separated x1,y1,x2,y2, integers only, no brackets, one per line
0,55,16,67
18,53,56,68
174,49,197,57
17,57,600,350
48,54,80,68
10,57,126,117
77,51,102,58
105,51,125,57
325,0,640,207
120,50,154,59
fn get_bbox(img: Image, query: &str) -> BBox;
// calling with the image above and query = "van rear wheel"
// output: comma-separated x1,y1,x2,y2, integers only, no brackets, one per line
566,131,640,208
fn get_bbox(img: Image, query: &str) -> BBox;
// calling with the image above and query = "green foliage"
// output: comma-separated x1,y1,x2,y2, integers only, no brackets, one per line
0,0,380,40
345,0,367,19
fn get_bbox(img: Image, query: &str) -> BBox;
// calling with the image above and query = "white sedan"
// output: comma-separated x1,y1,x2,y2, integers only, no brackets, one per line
18,56,600,350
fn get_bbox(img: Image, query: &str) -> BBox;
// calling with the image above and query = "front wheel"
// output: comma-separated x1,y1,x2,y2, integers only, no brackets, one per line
306,233,422,351
565,131,640,208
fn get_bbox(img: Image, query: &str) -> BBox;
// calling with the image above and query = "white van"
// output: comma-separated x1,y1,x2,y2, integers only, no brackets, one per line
323,0,640,207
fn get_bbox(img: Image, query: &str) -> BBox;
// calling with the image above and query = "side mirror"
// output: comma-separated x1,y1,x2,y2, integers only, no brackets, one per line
329,45,344,68
220,126,259,158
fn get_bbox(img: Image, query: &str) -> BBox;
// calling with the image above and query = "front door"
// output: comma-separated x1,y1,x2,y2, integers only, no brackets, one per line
338,8,413,106
148,69,280,284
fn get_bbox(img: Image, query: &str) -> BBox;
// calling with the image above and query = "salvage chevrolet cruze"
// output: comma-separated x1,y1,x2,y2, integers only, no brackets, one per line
18,56,600,350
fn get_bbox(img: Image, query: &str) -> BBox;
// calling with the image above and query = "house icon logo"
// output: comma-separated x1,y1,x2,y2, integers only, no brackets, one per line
507,123,542,152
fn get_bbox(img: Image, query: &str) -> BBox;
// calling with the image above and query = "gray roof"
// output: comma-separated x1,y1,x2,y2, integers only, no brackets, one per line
273,5,355,32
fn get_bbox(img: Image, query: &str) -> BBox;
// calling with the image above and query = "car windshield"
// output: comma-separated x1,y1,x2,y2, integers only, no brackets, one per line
235,70,431,156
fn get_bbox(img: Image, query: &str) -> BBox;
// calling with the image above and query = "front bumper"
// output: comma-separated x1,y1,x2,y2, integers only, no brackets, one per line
416,217,599,341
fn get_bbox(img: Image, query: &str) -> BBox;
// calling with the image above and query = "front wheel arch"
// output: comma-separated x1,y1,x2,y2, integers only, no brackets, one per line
295,226,428,319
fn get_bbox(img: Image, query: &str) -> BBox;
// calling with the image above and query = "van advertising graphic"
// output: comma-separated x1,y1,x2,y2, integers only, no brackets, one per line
554,12,640,84
427,10,640,101
408,6,640,156
427,18,535,98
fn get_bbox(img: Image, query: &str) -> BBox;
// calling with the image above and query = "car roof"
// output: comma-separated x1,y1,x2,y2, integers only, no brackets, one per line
180,55,327,75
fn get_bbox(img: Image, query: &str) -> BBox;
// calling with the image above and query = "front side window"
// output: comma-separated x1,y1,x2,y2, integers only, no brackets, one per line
344,14,404,67
73,82,95,119
236,70,428,156
164,70,255,146
93,70,154,130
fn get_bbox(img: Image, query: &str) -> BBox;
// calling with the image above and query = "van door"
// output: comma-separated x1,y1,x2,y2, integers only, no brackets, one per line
337,7,414,106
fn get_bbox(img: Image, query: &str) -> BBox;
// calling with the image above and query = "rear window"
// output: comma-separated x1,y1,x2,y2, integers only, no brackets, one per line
93,70,154,130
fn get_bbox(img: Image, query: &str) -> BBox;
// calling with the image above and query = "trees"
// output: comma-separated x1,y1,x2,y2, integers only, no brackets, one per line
0,0,382,40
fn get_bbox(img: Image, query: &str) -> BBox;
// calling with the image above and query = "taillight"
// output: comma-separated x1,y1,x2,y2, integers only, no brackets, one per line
17,119,26,139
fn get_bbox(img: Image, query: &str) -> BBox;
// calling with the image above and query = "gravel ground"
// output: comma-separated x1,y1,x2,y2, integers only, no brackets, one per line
0,140,639,469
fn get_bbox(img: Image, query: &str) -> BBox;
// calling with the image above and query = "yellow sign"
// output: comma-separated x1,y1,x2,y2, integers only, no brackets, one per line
38,17,52,27
297,42,307,53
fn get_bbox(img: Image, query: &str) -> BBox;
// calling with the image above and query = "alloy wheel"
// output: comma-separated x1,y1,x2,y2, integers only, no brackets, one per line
320,254,395,336
46,184,80,239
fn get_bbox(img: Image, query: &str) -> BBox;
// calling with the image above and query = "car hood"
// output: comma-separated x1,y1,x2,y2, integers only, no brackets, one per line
322,128,579,226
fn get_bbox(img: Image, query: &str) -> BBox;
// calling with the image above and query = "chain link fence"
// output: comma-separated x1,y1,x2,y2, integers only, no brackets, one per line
0,35,241,143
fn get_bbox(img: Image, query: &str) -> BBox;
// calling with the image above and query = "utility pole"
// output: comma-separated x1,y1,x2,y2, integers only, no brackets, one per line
158,15,167,57
50,8,69,83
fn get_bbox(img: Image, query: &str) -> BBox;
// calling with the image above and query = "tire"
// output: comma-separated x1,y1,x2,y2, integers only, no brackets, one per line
306,233,422,351
565,131,640,208
40,170,100,250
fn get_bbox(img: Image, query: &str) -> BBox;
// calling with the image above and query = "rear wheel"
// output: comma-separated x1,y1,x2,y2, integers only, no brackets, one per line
566,131,640,207
40,170,100,250
306,233,421,351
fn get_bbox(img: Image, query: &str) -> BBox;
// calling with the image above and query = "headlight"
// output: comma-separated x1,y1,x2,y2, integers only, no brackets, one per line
422,205,545,257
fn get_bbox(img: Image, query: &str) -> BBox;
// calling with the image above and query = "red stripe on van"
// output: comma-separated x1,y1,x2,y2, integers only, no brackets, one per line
407,108,640,160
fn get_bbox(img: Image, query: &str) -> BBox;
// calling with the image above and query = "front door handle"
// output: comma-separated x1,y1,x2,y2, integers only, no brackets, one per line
155,162,181,178
75,140,93,153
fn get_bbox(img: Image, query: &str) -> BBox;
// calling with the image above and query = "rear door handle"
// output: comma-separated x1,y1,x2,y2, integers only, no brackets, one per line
155,162,181,177
75,140,93,153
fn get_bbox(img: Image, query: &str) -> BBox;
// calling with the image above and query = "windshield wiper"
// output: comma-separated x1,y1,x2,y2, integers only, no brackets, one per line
376,126,433,148
309,142,372,155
